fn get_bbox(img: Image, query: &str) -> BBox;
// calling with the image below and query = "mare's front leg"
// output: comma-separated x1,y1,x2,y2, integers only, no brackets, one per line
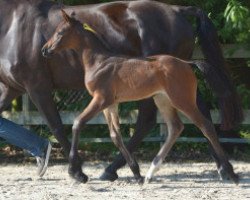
100,98,157,181
27,87,71,154
69,94,110,183
103,104,143,184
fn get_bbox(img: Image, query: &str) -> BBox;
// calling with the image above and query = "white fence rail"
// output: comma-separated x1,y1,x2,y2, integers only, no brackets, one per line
2,110,250,144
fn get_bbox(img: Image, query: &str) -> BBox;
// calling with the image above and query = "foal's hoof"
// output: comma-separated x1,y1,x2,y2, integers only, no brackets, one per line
218,167,239,184
99,170,118,182
144,176,152,184
69,170,89,183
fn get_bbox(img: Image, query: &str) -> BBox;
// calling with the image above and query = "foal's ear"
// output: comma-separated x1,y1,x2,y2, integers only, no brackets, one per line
61,9,73,24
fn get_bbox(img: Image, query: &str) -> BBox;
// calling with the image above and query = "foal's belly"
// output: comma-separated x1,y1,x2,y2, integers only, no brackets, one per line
114,79,164,103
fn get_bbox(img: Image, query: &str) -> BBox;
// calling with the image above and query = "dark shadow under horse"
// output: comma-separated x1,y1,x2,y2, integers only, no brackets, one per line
0,0,242,182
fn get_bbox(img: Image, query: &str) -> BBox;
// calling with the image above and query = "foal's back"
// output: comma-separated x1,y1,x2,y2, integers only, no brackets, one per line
89,54,196,103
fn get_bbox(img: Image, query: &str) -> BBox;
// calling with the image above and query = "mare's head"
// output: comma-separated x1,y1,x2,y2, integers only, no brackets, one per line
42,10,84,57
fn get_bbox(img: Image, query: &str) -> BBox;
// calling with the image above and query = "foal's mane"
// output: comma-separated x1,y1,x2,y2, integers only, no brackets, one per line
83,23,112,52
69,14,112,52
61,10,111,52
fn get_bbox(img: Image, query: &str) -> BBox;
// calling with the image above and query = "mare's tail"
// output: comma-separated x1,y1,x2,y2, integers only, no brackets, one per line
173,6,243,130
192,60,243,130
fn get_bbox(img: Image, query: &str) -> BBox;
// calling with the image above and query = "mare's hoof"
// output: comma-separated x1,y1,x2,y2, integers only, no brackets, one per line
99,170,118,182
69,169,89,183
136,176,144,185
218,167,239,184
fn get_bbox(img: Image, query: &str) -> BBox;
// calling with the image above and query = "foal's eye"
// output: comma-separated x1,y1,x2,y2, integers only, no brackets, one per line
58,31,64,36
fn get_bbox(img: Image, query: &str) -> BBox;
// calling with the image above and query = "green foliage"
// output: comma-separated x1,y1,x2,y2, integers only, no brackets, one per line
222,0,250,43
237,84,250,109
165,0,250,44
239,126,250,139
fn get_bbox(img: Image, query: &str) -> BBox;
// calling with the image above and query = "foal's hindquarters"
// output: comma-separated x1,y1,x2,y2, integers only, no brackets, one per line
144,61,239,183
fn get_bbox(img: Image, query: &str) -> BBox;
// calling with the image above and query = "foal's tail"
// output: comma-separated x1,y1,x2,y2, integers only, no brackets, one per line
173,6,243,130
192,60,243,130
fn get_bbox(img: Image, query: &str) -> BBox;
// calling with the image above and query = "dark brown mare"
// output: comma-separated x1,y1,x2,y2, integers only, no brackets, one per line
42,11,239,184
0,0,242,182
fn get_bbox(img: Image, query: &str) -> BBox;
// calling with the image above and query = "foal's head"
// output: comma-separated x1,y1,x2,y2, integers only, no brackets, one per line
42,10,88,57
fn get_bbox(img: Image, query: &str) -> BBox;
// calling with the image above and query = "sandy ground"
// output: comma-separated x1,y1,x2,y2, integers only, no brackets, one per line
0,161,250,200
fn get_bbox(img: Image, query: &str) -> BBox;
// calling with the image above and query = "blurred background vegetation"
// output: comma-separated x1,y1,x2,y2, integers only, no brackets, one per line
1,0,250,162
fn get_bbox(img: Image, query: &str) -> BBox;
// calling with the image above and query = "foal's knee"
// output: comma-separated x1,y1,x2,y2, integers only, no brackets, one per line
110,132,121,147
72,118,83,134
169,119,184,137
175,120,184,133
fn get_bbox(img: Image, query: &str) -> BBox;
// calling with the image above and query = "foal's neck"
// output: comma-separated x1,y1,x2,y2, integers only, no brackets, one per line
77,30,110,69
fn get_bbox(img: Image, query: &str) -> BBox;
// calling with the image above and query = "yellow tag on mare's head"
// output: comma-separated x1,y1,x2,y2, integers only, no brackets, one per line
83,23,97,34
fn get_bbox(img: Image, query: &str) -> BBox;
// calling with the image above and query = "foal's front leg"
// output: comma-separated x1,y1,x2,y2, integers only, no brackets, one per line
103,104,143,183
69,95,108,183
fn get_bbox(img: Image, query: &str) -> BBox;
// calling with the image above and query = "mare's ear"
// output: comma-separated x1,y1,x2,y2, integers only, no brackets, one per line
61,9,73,24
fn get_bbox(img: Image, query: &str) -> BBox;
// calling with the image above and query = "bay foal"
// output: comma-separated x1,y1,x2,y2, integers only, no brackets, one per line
42,11,238,183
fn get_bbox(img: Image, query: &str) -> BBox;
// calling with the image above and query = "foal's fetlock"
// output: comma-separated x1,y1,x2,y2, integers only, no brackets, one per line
144,171,156,184
145,157,162,183
218,162,239,184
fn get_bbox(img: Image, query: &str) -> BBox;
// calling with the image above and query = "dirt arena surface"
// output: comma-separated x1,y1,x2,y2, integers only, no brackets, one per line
0,161,249,200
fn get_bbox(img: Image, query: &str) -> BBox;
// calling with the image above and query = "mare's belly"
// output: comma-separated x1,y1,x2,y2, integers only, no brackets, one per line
0,58,24,90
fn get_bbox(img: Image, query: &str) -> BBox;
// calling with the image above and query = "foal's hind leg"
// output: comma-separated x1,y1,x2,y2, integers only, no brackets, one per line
103,104,143,183
145,94,184,182
180,105,239,183
100,98,157,181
